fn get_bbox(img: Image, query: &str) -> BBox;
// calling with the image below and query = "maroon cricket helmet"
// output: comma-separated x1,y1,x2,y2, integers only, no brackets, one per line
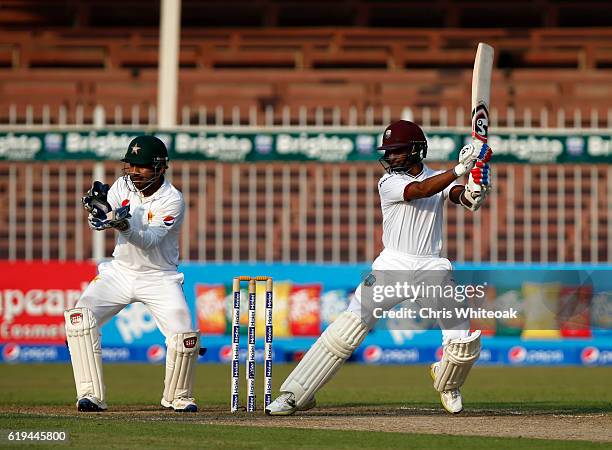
378,120,428,173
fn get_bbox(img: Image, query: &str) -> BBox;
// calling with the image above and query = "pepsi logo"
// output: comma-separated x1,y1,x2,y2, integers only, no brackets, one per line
121,199,130,207
147,344,165,362
580,346,599,365
362,346,419,364
219,345,233,362
508,346,527,364
2,343,20,362
435,346,444,361
363,345,382,363
163,216,175,227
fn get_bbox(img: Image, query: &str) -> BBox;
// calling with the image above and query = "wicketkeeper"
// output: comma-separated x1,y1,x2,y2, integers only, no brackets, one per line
266,120,492,416
65,135,200,412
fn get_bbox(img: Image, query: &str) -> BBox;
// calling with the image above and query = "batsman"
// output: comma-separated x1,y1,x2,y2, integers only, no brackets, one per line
267,120,492,416
64,135,200,412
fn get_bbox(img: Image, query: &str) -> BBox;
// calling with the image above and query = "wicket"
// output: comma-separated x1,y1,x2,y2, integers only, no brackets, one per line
230,276,273,413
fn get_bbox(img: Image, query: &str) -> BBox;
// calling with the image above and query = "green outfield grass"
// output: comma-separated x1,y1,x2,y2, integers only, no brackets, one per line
1,364,611,412
1,364,610,449
0,414,607,450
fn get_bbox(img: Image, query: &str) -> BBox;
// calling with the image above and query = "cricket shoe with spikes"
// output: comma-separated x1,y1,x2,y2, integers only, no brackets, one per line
77,395,107,412
430,362,463,414
161,397,198,412
265,392,316,416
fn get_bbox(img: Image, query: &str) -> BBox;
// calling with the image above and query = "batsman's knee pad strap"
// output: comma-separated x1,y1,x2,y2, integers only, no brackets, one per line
163,331,200,402
64,307,105,403
281,312,368,406
433,330,481,392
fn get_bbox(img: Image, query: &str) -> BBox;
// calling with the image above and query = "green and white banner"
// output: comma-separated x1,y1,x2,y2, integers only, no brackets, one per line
0,129,610,163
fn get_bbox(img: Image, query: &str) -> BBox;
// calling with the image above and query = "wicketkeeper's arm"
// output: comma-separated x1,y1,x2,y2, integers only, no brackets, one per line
118,198,184,250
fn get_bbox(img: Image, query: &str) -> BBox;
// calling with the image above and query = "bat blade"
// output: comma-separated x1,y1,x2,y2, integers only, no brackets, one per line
468,43,494,194
471,42,494,144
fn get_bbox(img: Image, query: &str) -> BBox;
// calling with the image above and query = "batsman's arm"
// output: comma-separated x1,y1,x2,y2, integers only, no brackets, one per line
403,170,460,201
450,166,493,212
449,186,467,205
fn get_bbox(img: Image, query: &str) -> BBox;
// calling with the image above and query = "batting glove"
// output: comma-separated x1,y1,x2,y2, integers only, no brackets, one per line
453,143,481,177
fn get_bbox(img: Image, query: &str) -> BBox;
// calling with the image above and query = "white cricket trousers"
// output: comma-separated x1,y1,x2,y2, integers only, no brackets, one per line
76,260,194,340
347,248,470,345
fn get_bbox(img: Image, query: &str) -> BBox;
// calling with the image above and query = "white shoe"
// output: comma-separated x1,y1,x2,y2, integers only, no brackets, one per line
161,397,198,412
76,395,107,412
265,392,316,416
430,363,464,414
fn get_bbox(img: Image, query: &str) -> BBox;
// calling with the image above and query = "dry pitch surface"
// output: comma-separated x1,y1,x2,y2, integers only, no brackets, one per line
2,405,610,443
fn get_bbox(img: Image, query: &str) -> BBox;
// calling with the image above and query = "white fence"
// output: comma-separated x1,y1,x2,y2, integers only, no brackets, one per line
1,161,610,264
1,104,610,264
3,104,612,129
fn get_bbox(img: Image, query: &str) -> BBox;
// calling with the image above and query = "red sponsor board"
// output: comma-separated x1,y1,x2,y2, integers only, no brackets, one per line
289,284,321,336
0,261,97,344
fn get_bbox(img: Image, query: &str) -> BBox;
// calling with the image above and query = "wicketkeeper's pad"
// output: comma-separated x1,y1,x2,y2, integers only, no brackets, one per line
163,332,200,404
64,307,106,405
433,330,481,392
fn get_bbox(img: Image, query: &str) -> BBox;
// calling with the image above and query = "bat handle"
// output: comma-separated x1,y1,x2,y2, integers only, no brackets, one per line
467,174,481,194
467,139,487,194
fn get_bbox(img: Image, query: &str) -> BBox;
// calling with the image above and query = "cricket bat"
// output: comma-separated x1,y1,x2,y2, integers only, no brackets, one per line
468,42,494,194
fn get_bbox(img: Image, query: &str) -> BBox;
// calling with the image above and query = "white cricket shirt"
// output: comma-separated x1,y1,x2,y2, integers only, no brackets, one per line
378,164,459,257
106,177,185,272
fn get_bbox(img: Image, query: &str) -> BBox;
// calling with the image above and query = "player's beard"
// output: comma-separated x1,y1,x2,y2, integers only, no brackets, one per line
123,166,163,193
380,154,422,174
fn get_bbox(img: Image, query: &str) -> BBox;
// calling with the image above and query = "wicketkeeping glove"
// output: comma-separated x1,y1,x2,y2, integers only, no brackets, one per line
82,181,112,219
88,215,113,231
88,205,132,231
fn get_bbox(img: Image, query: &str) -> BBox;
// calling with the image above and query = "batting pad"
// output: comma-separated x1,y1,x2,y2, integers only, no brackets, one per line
163,332,200,403
64,307,106,404
281,311,368,406
433,330,481,392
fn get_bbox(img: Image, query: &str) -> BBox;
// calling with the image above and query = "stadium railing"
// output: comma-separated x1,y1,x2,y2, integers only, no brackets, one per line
0,161,609,264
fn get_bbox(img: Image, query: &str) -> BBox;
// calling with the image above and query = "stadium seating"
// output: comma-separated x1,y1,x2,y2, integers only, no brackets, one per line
0,26,611,126
0,2,609,263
